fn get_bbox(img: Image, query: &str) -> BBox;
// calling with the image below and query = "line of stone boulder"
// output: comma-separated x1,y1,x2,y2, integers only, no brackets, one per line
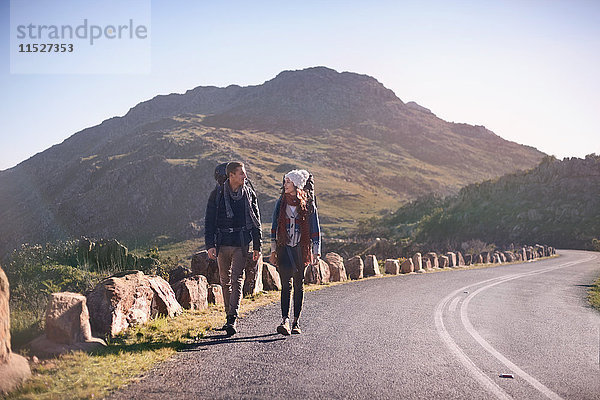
25,249,271,357
25,244,555,360
299,244,555,283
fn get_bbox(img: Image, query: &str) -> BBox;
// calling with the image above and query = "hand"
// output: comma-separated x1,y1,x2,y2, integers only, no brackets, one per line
252,250,260,261
269,251,277,265
207,247,217,260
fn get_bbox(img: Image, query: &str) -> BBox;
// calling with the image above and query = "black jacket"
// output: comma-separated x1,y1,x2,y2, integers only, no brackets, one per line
204,183,262,251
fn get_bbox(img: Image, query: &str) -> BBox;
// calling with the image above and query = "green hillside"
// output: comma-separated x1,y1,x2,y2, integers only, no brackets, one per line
357,155,600,250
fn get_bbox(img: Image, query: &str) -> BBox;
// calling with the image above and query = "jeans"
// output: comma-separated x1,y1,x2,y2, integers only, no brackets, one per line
217,246,246,318
278,245,306,321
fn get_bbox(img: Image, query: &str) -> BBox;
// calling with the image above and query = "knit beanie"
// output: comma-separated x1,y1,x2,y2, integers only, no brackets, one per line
285,169,310,190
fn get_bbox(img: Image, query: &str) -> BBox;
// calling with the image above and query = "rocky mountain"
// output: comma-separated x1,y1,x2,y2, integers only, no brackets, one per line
0,67,545,258
359,155,600,250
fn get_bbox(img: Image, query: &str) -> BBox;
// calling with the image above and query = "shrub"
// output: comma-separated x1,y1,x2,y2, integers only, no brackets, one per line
461,240,495,256
5,240,180,349
6,262,104,349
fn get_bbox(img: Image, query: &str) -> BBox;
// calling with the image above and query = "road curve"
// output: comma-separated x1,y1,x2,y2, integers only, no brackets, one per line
110,250,600,399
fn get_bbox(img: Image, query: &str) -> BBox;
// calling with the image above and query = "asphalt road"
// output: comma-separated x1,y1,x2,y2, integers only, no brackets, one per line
110,250,600,399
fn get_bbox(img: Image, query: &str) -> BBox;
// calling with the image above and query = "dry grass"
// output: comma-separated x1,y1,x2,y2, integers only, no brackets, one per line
589,275,600,312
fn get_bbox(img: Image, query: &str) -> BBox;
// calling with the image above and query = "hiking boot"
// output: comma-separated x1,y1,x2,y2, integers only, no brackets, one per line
291,321,301,334
225,316,237,336
277,318,291,336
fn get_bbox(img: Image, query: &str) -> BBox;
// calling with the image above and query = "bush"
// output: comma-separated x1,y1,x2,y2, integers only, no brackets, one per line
5,240,181,349
461,240,495,256
6,262,104,349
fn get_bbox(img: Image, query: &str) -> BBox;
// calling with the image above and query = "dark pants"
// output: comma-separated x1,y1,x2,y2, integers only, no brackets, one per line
278,245,306,320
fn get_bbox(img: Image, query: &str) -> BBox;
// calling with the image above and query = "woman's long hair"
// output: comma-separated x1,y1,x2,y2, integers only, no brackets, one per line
277,173,316,266
279,173,316,214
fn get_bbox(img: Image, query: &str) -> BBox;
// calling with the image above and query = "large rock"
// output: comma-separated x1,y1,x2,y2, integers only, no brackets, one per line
345,256,364,280
422,257,432,270
439,255,449,268
535,245,545,258
29,293,108,358
520,248,527,261
191,251,220,284
87,271,153,337
45,292,94,344
480,252,490,263
208,284,224,306
262,262,281,291
445,252,456,267
364,255,381,277
172,275,208,310
456,251,465,266
412,253,423,272
0,353,32,395
168,265,192,285
0,268,10,364
0,266,31,395
325,253,347,282
243,252,263,296
148,276,183,317
305,259,331,285
464,254,473,265
319,259,331,283
384,259,400,275
400,258,414,274
426,252,439,268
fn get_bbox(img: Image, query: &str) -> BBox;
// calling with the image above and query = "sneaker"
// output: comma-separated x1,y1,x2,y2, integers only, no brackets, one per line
225,316,237,336
277,318,291,335
291,321,301,334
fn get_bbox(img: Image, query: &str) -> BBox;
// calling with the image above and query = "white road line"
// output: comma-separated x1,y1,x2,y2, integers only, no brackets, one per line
434,254,598,400
459,255,597,400
449,297,461,312
435,277,514,400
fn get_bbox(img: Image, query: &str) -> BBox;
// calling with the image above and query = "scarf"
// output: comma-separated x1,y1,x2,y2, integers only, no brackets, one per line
277,191,311,267
223,180,260,229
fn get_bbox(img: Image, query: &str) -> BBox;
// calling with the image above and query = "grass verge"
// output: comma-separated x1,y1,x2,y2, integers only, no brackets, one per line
7,256,558,399
589,275,600,312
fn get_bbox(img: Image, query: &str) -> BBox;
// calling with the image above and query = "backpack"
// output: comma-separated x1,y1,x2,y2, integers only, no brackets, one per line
213,162,257,214
214,162,228,185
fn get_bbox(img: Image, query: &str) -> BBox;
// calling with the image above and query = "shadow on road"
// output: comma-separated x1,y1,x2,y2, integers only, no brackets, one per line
180,333,285,351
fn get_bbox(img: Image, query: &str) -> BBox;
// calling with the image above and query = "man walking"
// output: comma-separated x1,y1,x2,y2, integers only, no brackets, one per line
205,161,261,336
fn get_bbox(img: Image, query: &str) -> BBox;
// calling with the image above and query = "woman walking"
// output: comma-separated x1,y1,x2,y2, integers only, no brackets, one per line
269,169,321,335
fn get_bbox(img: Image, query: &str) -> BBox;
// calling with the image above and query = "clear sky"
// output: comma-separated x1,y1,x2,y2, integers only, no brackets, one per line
1,0,599,171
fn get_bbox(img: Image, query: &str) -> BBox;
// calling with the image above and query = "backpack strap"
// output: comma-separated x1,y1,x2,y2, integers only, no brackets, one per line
215,183,223,226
